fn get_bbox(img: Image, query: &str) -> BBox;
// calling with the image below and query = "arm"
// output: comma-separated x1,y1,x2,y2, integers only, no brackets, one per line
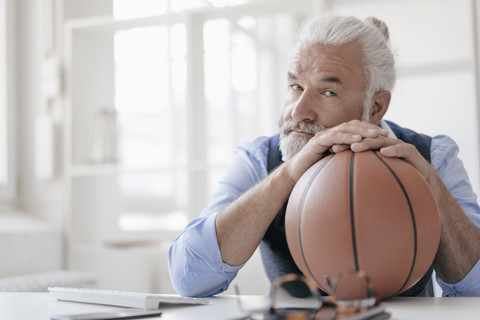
216,121,386,266
430,172,480,283
169,122,386,296
168,137,271,297
429,136,480,295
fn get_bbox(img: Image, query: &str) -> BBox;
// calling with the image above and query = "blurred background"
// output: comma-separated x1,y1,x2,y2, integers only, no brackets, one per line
0,0,479,295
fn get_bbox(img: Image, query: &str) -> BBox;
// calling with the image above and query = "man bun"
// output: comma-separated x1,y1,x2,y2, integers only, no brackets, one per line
365,16,390,41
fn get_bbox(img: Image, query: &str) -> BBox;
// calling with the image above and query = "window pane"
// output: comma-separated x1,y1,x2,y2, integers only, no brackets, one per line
204,18,234,166
113,23,187,224
203,14,295,197
0,0,6,186
117,113,173,169
114,27,169,113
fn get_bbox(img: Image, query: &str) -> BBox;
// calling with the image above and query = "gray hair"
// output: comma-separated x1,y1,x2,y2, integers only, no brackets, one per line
294,16,396,101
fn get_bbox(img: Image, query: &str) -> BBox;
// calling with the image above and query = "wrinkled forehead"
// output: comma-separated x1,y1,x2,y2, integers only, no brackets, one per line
288,42,368,82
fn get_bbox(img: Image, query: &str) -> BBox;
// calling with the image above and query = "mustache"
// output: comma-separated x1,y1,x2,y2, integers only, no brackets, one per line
279,119,326,136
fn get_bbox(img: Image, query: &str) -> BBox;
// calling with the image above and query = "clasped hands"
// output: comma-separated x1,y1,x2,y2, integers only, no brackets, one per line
298,120,433,182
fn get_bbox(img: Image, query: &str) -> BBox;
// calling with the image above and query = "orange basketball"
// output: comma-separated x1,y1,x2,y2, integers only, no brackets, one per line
285,150,440,300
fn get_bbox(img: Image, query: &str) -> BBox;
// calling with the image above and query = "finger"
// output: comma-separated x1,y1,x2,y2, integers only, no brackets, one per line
331,144,351,153
315,130,362,149
350,136,398,153
380,143,421,164
380,144,434,181
303,131,361,160
379,143,417,160
330,120,388,139
378,145,400,157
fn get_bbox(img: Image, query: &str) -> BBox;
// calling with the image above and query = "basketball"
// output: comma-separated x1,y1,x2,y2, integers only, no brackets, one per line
285,150,440,300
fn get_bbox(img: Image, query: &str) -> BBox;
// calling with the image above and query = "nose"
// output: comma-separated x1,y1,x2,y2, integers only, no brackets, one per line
291,90,316,122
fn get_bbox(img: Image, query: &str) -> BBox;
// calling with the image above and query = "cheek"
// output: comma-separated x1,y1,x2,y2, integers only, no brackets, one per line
330,103,364,124
309,102,364,128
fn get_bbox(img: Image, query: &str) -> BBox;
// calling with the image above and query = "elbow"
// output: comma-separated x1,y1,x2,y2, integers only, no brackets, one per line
168,259,228,297
168,242,190,296
169,268,226,297
168,247,229,297
168,241,220,297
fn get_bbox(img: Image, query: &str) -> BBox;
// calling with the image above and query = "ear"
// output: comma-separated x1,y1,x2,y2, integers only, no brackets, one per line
369,90,391,125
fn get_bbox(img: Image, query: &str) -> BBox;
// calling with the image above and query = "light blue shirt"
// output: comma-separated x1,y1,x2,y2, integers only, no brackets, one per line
168,120,480,297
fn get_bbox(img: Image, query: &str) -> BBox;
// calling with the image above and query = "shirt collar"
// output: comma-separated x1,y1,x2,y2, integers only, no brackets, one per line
379,120,397,139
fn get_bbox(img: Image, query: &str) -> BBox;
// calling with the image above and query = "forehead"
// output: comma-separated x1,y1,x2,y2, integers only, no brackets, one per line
289,42,367,85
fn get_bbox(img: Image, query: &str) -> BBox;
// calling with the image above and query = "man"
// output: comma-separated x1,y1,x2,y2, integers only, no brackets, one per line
168,15,480,297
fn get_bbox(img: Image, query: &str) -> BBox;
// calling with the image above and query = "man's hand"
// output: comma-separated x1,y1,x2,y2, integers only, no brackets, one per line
295,119,434,184
349,132,436,183
286,120,389,183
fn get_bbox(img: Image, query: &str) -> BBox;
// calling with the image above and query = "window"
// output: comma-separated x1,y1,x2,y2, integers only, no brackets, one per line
0,0,14,201
109,4,300,234
113,23,189,230
65,0,314,244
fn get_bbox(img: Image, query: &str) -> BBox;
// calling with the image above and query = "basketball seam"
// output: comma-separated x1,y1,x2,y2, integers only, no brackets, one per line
373,151,418,296
297,155,335,291
349,152,360,272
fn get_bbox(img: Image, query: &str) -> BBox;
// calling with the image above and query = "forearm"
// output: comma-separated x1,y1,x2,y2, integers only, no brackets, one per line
215,162,297,266
428,171,480,283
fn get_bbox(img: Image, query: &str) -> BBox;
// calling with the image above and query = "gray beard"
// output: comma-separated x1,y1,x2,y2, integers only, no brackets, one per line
278,119,325,160
278,105,371,160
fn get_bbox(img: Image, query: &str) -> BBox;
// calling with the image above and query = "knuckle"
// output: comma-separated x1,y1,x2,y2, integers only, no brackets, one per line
404,143,416,153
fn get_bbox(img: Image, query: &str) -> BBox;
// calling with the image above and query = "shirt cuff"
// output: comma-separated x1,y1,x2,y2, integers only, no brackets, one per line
436,258,480,297
180,213,243,296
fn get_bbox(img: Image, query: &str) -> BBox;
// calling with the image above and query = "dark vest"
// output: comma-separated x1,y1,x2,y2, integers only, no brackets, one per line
260,120,435,297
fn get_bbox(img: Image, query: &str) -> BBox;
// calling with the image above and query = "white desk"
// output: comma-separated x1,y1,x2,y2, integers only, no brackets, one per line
1,293,479,319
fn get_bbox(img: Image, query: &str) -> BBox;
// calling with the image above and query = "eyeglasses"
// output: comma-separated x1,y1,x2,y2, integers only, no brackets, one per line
234,271,387,320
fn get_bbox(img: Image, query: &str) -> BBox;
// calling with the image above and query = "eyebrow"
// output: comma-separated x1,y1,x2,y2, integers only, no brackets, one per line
321,76,343,85
287,72,344,86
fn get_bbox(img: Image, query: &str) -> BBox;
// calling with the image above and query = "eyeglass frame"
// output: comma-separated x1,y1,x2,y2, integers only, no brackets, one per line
234,271,378,319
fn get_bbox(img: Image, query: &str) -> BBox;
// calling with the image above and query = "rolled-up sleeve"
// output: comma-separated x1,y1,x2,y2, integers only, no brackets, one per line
437,260,480,297
168,214,243,297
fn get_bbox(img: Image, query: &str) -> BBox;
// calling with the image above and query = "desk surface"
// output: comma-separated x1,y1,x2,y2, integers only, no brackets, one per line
1,293,479,320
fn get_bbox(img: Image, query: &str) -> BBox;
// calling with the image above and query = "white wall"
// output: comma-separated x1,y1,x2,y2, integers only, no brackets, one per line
0,0,63,280
328,0,480,195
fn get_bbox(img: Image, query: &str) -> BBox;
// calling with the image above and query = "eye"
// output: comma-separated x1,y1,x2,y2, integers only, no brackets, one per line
324,90,337,97
290,84,303,92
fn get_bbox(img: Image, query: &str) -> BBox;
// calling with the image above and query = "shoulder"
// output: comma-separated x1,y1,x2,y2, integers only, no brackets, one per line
430,135,480,224
383,120,432,141
430,135,461,172
237,135,277,169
